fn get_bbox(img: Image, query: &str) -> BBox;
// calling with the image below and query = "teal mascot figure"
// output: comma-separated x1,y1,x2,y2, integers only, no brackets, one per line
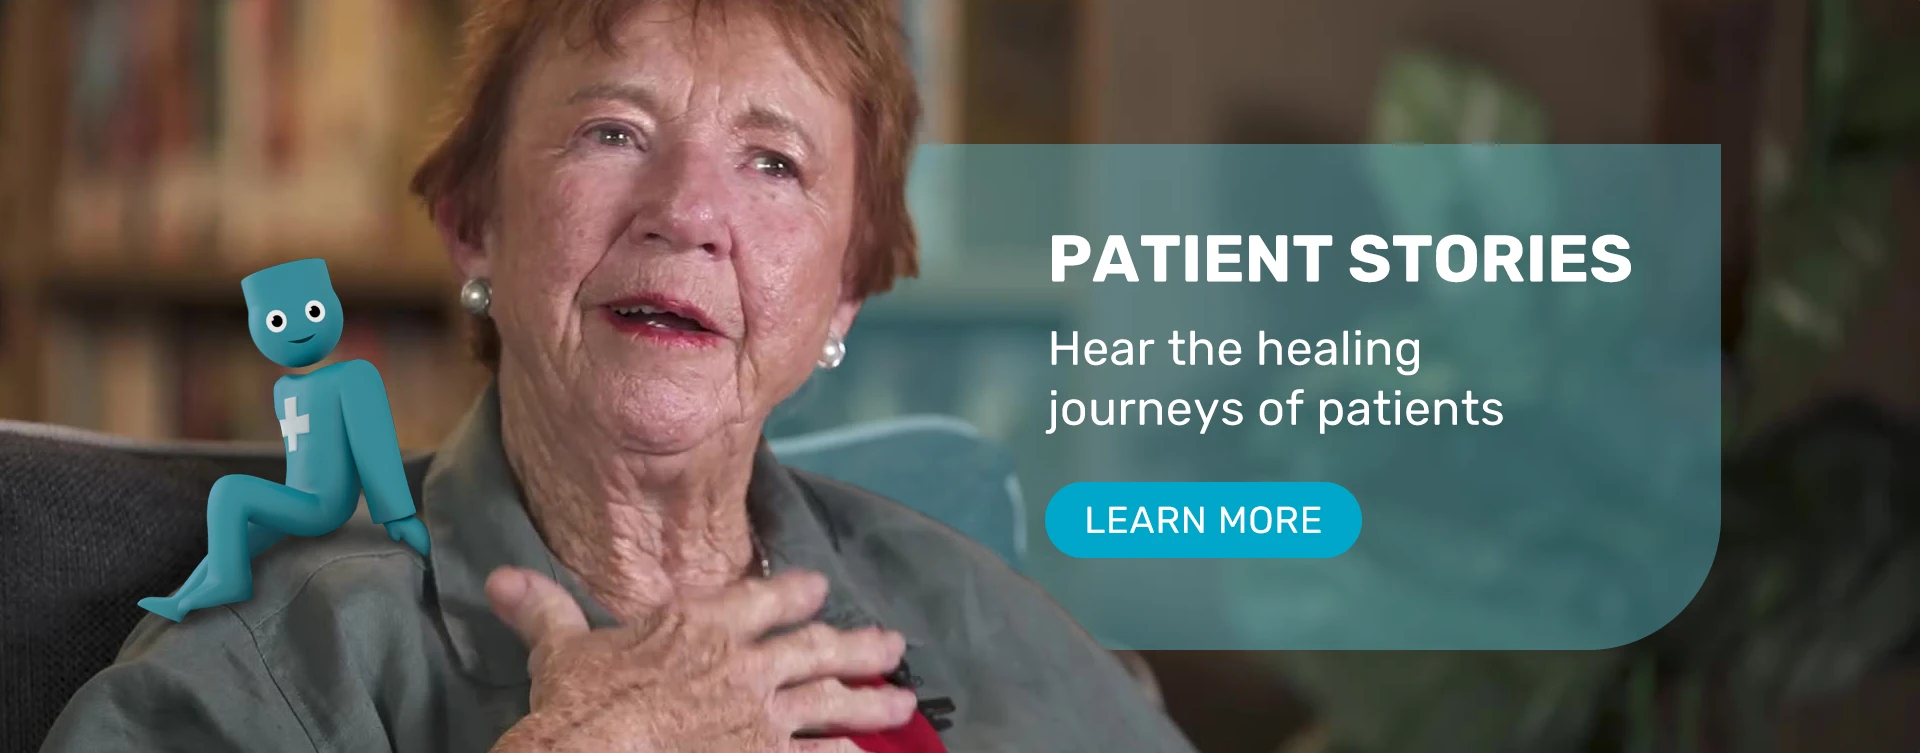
138,258,432,622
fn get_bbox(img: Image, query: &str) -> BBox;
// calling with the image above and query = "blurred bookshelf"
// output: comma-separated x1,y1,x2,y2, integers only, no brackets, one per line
1,0,1099,459
0,0,478,447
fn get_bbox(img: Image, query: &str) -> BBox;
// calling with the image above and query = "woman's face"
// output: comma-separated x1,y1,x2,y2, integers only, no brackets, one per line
465,2,861,452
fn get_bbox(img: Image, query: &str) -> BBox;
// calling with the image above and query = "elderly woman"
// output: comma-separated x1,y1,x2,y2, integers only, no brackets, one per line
42,0,1192,751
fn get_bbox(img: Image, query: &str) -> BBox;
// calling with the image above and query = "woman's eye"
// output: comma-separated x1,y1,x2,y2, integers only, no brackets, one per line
586,124,639,149
749,152,799,180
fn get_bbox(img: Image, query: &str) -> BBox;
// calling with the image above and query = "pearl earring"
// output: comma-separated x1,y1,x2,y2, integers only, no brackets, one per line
818,333,846,370
459,277,492,317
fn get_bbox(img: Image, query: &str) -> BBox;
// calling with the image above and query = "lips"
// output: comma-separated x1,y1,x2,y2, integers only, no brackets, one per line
600,293,724,345
290,335,314,343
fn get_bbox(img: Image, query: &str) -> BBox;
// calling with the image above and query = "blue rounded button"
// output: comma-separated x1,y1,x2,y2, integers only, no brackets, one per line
1045,482,1362,558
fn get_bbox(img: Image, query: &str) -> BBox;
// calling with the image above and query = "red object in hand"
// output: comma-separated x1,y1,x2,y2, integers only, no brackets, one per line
838,677,948,753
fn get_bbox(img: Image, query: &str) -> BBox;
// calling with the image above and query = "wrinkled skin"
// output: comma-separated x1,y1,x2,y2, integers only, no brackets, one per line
487,568,917,753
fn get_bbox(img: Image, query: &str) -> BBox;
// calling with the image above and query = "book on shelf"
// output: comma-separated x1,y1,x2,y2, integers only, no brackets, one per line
56,0,449,271
47,310,484,450
42,307,178,439
41,309,107,433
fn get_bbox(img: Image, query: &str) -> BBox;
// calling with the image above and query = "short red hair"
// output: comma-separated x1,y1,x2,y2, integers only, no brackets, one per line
410,0,922,367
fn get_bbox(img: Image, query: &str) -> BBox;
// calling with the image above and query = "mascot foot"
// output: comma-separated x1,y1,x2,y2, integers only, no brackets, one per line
175,574,252,613
137,595,189,623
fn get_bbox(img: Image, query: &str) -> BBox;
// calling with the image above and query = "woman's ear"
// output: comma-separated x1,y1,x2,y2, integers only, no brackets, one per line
828,295,863,342
434,196,492,280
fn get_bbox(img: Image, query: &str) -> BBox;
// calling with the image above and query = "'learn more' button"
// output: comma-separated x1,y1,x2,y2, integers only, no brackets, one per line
1045,482,1362,558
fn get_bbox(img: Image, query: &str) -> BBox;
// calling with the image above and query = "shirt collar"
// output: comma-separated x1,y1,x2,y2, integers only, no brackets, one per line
420,384,916,687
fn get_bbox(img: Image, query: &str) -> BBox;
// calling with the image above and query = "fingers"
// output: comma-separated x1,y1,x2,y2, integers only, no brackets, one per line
775,678,919,737
696,570,830,639
486,567,589,662
762,624,906,687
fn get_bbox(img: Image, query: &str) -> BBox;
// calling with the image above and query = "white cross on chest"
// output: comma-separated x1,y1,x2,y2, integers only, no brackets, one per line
279,396,310,452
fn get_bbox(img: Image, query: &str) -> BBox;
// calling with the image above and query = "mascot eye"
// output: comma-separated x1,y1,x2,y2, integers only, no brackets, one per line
305,300,326,322
266,310,288,333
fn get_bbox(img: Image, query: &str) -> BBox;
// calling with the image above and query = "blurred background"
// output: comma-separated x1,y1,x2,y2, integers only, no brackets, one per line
2,0,1917,751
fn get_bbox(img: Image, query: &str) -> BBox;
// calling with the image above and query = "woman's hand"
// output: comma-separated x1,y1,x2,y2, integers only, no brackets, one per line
483,566,919,753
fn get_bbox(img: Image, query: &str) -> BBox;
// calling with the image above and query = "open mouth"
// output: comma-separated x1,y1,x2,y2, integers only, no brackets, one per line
605,298,715,335
289,335,314,344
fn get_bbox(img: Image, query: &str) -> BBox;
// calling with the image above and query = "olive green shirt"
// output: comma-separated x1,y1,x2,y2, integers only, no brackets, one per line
42,388,1195,752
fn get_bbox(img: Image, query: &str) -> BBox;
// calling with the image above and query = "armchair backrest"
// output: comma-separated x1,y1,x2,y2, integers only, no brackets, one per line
771,415,1026,568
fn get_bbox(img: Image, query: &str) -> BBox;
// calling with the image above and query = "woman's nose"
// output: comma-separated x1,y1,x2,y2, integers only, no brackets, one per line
629,147,734,259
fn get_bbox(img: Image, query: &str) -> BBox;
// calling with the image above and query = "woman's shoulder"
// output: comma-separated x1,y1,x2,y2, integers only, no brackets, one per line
117,517,433,666
55,520,442,753
220,516,432,630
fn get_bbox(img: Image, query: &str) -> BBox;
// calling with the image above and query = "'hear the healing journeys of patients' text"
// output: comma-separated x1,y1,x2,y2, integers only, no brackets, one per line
1041,233,1630,437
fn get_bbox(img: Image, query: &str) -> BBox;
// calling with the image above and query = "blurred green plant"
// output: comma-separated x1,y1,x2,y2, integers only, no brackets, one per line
1650,7,1920,752
1738,0,1920,438
1370,50,1549,147
1277,9,1920,750
1650,399,1920,753
1366,51,1554,235
1261,50,1644,753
